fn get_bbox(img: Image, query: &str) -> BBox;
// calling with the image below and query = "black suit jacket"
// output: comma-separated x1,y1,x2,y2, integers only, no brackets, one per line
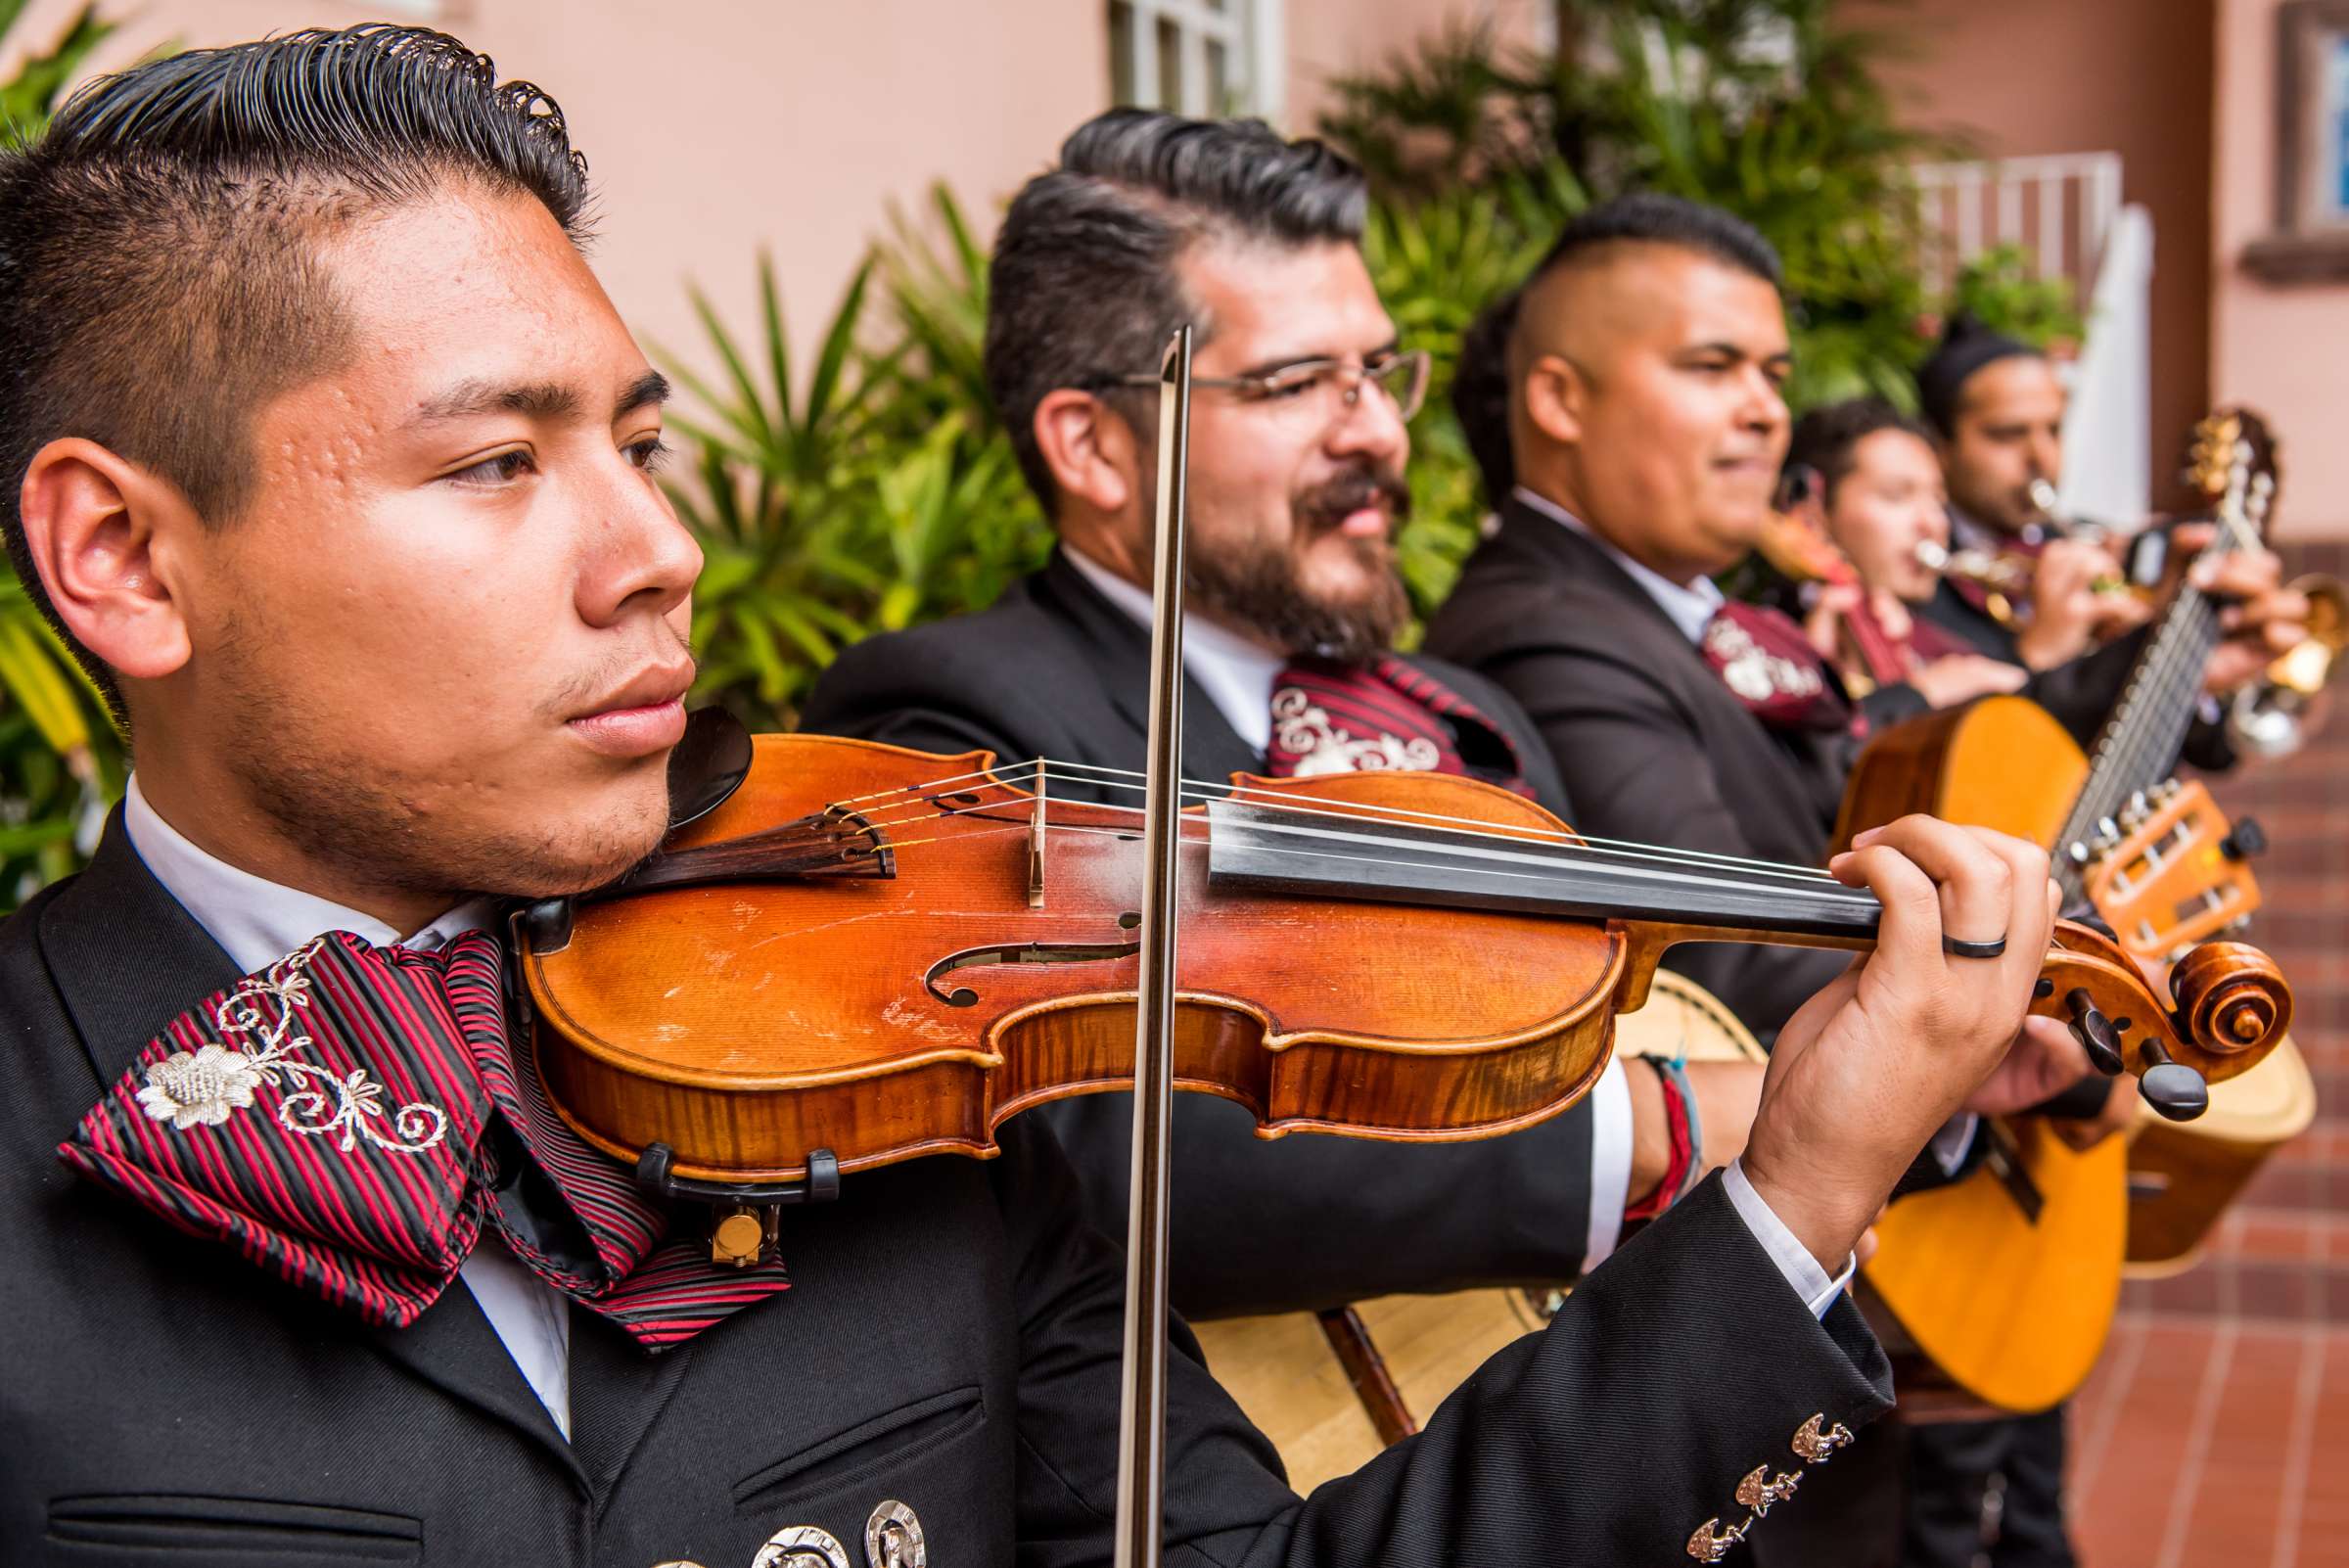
2,819,1895,1565
1423,500,2152,1038
799,551,1600,1317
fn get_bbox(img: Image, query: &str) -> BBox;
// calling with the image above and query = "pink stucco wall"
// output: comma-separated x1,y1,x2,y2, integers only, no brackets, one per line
2212,0,2349,539
1845,0,2219,515
6,0,1536,409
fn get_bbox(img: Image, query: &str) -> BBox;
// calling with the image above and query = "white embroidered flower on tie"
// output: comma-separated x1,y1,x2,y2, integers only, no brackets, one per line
136,1042,265,1130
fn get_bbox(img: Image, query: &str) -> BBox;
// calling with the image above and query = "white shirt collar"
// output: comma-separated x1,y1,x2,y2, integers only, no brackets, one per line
1065,546,1286,753
1513,484,1724,645
122,774,490,973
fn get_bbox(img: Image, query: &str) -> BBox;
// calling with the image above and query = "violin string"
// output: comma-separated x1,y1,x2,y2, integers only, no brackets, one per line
837,775,1858,895
890,800,1885,911
817,757,1852,888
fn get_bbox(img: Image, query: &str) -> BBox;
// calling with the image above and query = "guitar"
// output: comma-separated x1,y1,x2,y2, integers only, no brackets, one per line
1187,971,1763,1494
1832,409,2296,1411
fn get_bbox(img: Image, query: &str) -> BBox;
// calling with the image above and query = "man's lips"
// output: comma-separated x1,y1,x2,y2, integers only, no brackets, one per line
567,666,694,758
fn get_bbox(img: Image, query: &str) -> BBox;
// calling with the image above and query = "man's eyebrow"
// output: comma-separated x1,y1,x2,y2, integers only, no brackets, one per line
1233,339,1404,379
616,371,670,419
410,380,582,426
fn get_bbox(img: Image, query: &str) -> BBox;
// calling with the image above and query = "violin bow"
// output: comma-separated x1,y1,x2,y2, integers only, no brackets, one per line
1113,325,1194,1568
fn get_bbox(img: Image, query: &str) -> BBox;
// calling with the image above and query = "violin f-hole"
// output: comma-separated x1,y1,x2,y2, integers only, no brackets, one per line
923,938,1141,1007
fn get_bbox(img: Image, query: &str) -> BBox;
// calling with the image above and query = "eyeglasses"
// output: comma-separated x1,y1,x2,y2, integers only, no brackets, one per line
1088,349,1431,427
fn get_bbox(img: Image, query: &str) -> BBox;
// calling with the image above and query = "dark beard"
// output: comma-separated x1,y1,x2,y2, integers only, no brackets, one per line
1182,465,1413,666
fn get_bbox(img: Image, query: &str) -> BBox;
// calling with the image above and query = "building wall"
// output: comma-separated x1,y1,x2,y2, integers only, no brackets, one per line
2212,0,2349,541
1844,0,2219,514
5,0,1532,400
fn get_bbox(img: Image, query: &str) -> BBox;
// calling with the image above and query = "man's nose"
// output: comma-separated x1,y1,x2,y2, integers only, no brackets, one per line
582,471,703,628
1740,367,1789,431
1327,381,1410,463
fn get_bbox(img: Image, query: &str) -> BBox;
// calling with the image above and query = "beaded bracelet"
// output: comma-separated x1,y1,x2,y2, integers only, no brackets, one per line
1623,1053,1707,1222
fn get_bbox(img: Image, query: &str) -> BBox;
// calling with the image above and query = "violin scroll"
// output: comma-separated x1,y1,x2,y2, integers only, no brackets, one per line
2169,940,2291,1060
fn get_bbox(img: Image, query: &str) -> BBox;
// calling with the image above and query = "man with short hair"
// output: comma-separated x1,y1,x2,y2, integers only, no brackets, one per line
1426,194,2301,1040
1427,193,2305,1568
1913,315,2142,671
804,111,1765,1314
0,36,2083,1563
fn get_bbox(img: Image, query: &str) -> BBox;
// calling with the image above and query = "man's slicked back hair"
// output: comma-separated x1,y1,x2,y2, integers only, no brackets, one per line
1451,288,1523,508
0,23,594,712
986,108,1369,510
1787,397,1934,505
1526,192,1783,296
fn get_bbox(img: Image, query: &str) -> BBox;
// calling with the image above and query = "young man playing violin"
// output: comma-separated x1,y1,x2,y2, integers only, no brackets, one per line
0,30,2091,1566
803,110,1780,1316
1424,196,2309,1568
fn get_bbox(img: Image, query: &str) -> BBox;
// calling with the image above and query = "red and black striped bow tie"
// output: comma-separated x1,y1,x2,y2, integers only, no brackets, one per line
58,931,787,1352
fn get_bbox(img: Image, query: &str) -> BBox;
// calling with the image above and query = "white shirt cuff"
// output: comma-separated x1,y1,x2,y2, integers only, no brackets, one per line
1583,1056,1634,1272
1724,1158,1857,1319
1930,1113,1980,1177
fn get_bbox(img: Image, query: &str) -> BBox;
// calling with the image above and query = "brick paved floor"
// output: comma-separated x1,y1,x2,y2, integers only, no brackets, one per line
2065,540,2347,1568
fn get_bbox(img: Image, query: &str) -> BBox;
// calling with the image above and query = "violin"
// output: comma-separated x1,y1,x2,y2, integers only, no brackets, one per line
512,731,2289,1197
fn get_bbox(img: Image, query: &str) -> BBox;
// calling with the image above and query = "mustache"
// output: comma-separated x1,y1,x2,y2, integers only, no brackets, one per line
1295,466,1412,530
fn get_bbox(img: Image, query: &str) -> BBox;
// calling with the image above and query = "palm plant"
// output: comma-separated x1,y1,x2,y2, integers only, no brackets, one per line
0,2,126,906
660,230,1047,731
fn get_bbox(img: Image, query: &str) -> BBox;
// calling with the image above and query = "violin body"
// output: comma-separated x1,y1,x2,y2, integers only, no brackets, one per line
523,731,2281,1212
523,734,1633,1184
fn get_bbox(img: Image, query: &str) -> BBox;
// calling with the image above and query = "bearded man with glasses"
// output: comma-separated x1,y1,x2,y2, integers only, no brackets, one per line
802,110,1776,1328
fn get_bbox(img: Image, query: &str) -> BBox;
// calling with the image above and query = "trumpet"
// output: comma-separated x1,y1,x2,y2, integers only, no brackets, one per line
1913,537,2034,594
2228,575,2346,759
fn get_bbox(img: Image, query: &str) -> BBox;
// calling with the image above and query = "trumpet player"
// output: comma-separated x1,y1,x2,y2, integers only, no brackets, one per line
1913,313,2145,669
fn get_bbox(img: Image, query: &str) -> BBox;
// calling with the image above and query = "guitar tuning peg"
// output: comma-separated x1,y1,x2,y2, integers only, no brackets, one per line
2221,817,2268,861
2120,791,2151,830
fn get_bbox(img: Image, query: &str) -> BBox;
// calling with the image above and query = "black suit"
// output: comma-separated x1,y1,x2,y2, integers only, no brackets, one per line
1424,500,2152,1039
799,550,1603,1318
2,817,1898,1564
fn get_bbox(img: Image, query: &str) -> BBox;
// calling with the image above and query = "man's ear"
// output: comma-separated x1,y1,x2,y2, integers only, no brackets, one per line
1521,353,1589,448
1033,389,1139,518
17,438,194,682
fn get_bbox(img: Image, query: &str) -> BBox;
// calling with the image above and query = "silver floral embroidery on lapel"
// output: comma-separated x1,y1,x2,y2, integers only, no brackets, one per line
135,937,449,1155
1270,686,1442,777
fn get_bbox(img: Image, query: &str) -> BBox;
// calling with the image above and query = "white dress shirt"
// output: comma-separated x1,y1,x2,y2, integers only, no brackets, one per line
1064,547,1851,1311
121,777,574,1439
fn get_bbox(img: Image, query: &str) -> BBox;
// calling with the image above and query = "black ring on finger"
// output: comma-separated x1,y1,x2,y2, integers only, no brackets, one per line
1943,934,2008,959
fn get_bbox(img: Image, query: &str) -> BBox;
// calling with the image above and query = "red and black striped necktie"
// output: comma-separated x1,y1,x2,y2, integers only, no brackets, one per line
59,931,786,1352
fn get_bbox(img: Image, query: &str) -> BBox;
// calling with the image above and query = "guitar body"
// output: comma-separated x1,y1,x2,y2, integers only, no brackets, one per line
1189,972,1764,1492
1831,695,2088,854
1839,697,2121,1413
2125,1034,2316,1271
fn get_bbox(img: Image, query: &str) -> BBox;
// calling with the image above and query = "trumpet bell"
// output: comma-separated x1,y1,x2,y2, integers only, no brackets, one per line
2227,575,2345,758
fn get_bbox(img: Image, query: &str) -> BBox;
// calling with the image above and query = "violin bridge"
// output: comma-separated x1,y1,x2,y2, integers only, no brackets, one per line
1028,761,1048,908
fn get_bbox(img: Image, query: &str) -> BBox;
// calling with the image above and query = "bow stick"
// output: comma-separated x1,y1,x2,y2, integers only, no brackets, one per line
1113,325,1193,1568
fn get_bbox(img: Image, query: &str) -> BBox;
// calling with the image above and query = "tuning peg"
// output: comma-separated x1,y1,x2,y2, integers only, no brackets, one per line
2136,1040,2210,1123
2222,817,2268,861
2063,989,2128,1076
